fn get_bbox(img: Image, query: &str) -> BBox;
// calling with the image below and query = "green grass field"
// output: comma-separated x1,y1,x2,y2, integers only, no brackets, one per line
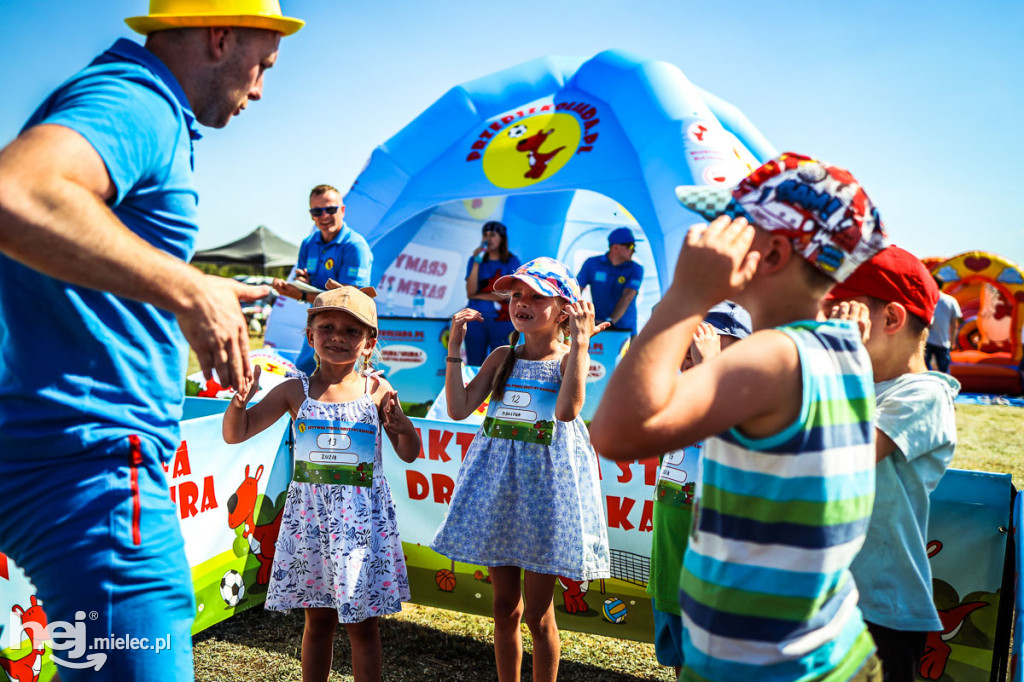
191,341,1024,680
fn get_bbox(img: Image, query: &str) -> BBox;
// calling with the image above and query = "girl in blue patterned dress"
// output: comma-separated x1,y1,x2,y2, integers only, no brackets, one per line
432,257,611,682
224,283,421,682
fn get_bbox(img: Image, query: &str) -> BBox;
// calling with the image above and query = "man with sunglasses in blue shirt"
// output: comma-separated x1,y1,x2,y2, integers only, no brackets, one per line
577,227,645,335
274,183,373,373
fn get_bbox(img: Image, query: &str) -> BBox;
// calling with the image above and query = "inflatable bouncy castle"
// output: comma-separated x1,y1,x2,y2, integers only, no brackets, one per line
931,251,1024,394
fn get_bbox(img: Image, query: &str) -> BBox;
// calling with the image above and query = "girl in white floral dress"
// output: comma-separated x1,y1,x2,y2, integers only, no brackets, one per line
432,257,611,682
224,283,421,682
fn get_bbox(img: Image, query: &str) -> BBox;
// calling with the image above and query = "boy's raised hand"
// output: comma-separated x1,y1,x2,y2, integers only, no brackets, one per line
566,300,609,346
448,308,484,352
232,364,262,408
829,300,872,344
672,215,759,307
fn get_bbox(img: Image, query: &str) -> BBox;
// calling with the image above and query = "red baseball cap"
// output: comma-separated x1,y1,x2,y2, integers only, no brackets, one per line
825,245,938,324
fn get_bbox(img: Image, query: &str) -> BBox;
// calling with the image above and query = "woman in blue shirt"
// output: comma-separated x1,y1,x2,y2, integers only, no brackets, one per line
464,221,521,365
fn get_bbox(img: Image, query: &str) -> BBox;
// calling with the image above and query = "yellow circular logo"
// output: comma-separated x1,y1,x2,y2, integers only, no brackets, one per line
617,276,626,284
297,423,306,434
462,197,502,220
483,113,581,189
324,258,335,271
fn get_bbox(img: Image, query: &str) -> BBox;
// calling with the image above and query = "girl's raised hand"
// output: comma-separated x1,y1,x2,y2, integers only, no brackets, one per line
448,308,484,351
566,300,609,346
691,322,722,365
232,364,262,408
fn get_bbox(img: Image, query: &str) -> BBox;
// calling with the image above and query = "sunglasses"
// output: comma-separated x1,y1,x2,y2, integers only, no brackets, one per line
309,206,341,217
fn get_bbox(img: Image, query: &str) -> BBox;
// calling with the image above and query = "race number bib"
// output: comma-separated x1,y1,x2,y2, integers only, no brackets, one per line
483,378,559,445
293,419,376,486
654,443,701,508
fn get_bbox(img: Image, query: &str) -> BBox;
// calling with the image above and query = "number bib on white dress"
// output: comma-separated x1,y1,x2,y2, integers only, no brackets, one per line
654,443,701,508
483,377,560,446
293,418,377,486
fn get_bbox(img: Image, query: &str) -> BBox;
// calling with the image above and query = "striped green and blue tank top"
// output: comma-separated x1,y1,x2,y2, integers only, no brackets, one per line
679,320,876,682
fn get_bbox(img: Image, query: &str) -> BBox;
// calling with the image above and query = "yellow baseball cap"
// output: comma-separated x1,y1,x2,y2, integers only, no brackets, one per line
126,0,304,36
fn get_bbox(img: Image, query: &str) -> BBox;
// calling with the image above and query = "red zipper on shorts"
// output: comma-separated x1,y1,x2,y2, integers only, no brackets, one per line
129,435,143,546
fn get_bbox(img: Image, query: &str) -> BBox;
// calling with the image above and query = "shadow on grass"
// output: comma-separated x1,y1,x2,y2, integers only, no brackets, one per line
195,605,668,681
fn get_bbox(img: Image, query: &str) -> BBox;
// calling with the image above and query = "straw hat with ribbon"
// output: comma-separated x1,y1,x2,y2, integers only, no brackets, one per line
126,0,304,36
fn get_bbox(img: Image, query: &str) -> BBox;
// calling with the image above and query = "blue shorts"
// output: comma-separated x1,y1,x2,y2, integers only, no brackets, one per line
652,606,685,668
0,436,195,681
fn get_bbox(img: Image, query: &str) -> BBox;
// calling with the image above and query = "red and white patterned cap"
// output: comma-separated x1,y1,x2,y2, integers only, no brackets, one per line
675,152,888,282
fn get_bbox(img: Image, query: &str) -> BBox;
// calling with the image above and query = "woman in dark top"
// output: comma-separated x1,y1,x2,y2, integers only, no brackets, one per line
463,221,521,365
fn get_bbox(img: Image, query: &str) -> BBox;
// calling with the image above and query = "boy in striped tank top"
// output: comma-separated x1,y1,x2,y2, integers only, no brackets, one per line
593,152,889,682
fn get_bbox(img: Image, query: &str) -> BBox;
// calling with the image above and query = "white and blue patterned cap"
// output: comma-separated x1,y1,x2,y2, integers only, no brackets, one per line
493,257,581,303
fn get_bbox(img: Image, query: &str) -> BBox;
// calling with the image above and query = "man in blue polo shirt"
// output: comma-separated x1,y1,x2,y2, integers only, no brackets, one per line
576,227,645,335
0,2,302,679
273,183,373,373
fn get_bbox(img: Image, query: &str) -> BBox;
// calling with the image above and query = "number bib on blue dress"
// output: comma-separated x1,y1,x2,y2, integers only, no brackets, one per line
654,443,701,508
483,377,559,446
293,418,377,486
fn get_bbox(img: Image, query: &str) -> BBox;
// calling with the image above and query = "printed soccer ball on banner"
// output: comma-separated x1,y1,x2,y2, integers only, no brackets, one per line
220,569,246,607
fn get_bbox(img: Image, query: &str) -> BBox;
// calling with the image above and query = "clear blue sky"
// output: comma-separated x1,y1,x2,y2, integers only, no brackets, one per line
2,1,1020,264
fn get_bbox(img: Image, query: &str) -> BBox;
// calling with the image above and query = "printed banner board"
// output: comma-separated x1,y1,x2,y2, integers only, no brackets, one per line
376,317,450,412
0,407,1013,681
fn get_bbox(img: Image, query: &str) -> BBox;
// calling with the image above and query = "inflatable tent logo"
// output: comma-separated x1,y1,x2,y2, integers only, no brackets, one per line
467,100,603,189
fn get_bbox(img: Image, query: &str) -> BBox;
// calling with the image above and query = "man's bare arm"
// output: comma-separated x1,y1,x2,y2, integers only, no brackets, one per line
0,124,265,390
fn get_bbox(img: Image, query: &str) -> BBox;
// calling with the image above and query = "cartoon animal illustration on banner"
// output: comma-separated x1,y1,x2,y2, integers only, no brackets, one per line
557,576,590,614
226,464,285,586
920,601,990,681
919,540,1000,681
515,127,566,180
0,596,47,682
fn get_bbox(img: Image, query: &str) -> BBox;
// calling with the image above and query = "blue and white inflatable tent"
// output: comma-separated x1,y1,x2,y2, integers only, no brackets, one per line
343,49,777,323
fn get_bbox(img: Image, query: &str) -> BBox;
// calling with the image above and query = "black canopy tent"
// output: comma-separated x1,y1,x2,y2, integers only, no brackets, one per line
190,225,299,274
